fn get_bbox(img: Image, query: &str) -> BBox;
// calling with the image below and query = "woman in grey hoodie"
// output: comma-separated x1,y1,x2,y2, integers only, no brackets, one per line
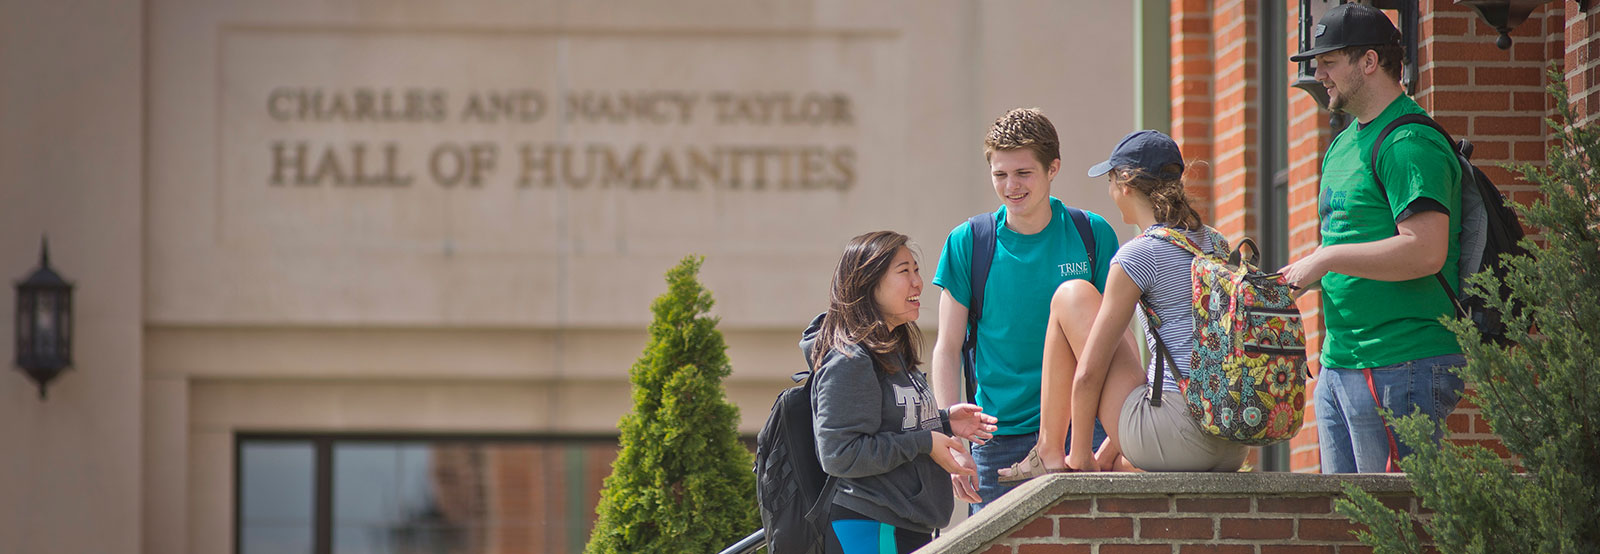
805,230,997,553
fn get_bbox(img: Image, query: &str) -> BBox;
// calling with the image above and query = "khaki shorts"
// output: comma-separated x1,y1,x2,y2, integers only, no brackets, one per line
1117,384,1249,472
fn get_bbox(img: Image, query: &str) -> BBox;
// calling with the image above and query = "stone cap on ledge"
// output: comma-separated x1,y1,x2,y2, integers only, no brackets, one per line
918,472,1416,554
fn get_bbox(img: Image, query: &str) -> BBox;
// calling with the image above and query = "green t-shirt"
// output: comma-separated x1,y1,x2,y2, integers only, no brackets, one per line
932,197,1119,434
1318,95,1463,370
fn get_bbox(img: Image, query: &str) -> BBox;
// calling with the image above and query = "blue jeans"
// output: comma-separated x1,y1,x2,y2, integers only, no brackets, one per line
968,422,1107,513
1315,353,1466,473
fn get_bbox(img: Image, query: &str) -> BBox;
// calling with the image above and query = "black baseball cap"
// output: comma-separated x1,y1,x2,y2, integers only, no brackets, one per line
1290,3,1400,62
1087,130,1184,178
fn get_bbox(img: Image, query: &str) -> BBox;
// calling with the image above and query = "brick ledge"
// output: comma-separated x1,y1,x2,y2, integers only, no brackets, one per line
918,472,1415,554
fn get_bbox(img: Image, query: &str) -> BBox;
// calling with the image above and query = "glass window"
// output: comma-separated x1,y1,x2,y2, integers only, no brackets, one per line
331,443,405,554
239,436,619,554
240,441,316,554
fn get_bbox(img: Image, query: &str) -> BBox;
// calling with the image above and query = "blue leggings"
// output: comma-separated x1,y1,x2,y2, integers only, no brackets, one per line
823,505,931,554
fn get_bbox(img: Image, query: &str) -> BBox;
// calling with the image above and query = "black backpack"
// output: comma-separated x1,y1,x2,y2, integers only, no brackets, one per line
753,368,837,554
961,208,1097,403
1371,113,1529,344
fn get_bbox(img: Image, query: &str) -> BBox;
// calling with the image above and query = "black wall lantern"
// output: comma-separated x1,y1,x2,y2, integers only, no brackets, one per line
1456,0,1574,50
1292,0,1338,112
1294,0,1420,131
14,237,73,399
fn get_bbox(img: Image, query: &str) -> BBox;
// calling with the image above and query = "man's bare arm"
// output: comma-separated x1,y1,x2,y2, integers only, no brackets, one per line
932,288,969,408
1282,211,1451,287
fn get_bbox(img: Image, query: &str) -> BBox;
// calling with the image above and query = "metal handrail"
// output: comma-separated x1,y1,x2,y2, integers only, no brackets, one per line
717,529,766,554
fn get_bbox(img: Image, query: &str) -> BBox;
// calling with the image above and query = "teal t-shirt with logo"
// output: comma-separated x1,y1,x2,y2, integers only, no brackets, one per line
1318,94,1463,370
932,197,1119,434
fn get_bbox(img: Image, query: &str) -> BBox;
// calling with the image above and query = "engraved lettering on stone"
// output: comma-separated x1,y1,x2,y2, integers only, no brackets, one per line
263,88,859,191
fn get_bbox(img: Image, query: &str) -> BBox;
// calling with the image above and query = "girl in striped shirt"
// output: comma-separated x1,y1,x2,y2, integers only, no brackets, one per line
1000,130,1248,480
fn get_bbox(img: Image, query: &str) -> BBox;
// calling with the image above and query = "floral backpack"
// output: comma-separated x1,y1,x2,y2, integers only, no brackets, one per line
1139,227,1309,446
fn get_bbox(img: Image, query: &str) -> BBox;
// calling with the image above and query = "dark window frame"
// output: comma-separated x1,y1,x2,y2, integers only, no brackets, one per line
1259,0,1294,472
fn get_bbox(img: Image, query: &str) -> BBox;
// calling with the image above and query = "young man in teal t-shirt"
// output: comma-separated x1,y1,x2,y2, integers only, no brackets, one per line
931,108,1121,511
1282,3,1465,473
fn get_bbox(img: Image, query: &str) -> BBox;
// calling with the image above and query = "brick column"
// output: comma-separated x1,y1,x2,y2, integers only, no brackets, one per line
1172,0,1217,224
1567,1,1600,125
1208,0,1261,240
1171,0,1262,241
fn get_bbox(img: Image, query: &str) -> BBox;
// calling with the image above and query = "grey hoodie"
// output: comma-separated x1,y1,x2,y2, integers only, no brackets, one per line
801,314,954,533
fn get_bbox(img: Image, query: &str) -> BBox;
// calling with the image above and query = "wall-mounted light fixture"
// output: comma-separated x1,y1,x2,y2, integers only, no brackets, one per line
14,237,73,399
1293,0,1421,131
1292,0,1338,111
1455,0,1570,50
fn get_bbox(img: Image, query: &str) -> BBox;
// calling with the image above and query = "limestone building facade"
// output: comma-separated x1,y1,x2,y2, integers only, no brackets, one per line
0,1,1144,552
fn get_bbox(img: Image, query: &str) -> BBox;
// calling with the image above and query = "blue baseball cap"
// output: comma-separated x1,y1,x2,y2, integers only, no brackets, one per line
1087,130,1184,178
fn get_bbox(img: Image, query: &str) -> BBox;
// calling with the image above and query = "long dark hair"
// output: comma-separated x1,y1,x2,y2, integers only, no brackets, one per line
1112,162,1206,230
810,231,923,374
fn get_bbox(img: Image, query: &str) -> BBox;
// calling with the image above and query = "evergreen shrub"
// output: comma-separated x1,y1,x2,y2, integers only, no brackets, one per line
585,256,759,554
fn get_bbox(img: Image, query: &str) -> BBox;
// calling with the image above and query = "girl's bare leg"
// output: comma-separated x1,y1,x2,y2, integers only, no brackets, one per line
1037,280,1149,471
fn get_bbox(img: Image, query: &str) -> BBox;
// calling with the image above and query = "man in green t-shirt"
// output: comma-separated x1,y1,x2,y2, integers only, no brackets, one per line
1282,3,1466,473
930,108,1121,510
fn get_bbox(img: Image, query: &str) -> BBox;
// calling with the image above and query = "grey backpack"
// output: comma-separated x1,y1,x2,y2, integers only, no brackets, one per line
1371,113,1529,344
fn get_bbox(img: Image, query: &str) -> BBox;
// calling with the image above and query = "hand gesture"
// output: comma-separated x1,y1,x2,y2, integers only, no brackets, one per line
945,403,998,445
929,432,977,477
951,472,982,504
1280,246,1329,292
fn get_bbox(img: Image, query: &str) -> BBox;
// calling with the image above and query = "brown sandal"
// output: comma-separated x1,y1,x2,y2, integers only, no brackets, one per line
996,447,1071,483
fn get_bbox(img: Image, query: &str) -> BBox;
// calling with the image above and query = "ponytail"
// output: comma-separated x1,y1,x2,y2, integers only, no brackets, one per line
1112,163,1204,229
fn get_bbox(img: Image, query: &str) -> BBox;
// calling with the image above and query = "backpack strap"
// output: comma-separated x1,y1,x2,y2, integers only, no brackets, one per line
1139,306,1185,408
1135,226,1227,407
1205,228,1233,260
802,479,838,538
1370,114,1456,198
1066,206,1098,283
1135,227,1204,408
1141,226,1208,257
1369,113,1469,319
963,208,1100,405
799,368,842,531
962,213,998,405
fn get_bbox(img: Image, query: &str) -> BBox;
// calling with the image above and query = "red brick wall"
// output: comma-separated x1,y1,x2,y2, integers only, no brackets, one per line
976,493,1429,553
1567,2,1600,125
1210,0,1261,240
1175,0,1590,473
1171,0,1261,240
1172,0,1217,225
1417,0,1564,231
